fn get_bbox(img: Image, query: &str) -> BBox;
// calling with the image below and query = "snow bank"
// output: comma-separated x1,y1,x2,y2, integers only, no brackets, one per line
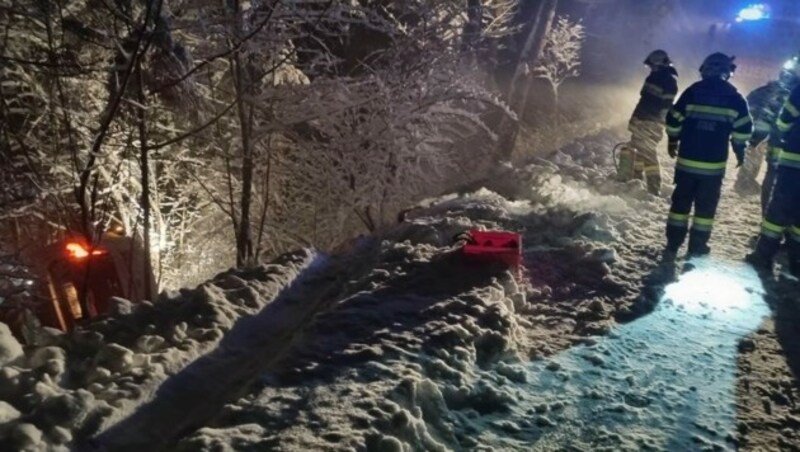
178,210,532,451
0,249,316,450
0,323,23,367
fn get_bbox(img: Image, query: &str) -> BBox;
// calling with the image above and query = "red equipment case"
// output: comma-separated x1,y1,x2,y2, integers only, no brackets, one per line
462,230,522,268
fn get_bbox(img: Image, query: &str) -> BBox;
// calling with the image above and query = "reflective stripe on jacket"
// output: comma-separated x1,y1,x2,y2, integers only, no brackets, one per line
632,66,679,122
666,78,752,176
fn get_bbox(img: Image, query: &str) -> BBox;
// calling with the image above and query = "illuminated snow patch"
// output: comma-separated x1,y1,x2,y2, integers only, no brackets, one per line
663,260,759,317
481,258,770,451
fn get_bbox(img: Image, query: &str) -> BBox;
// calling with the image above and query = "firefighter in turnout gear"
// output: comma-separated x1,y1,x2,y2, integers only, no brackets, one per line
746,82,800,277
733,56,800,213
618,50,679,195
664,53,753,258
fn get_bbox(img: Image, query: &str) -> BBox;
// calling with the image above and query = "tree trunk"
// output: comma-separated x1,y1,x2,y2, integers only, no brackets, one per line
551,82,559,125
507,1,548,106
495,0,558,162
254,144,272,261
230,0,255,268
137,60,153,300
236,98,255,267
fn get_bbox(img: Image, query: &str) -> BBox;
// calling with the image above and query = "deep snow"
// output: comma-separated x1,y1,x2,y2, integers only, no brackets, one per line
0,128,797,451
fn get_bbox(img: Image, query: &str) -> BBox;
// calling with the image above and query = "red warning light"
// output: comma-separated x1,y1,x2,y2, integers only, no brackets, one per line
65,242,107,260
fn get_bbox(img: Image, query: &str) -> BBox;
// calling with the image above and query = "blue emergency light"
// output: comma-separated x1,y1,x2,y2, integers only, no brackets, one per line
736,3,770,22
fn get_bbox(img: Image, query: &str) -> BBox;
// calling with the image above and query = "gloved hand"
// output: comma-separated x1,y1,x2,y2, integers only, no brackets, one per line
667,140,678,158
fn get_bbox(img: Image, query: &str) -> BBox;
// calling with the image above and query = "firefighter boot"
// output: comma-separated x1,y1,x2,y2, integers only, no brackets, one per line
746,235,781,275
745,251,773,275
617,144,636,182
662,247,678,262
687,243,711,257
666,222,688,255
687,230,711,257
640,151,662,195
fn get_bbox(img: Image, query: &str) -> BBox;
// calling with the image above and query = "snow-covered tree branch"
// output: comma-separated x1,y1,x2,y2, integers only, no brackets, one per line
532,15,585,111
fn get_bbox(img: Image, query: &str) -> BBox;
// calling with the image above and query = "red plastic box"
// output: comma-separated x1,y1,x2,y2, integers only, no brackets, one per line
462,230,522,268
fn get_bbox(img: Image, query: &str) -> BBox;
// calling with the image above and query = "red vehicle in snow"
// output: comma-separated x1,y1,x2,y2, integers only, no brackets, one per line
0,232,155,339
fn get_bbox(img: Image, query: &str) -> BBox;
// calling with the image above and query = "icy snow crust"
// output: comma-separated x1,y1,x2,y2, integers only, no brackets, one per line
0,130,779,451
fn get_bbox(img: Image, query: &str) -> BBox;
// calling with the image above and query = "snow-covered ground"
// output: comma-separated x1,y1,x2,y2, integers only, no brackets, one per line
493,258,769,451
1,129,798,451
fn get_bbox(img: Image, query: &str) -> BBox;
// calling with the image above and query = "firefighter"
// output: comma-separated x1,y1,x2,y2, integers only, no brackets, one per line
746,82,800,277
663,53,752,258
617,50,679,196
734,56,800,213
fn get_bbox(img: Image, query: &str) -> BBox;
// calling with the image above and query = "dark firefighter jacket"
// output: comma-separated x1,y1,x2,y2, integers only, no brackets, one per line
631,66,679,122
747,81,791,152
666,78,753,176
776,84,800,169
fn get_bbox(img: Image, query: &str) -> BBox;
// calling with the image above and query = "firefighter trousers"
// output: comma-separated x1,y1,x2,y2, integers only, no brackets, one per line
618,119,663,195
666,171,722,255
753,166,800,273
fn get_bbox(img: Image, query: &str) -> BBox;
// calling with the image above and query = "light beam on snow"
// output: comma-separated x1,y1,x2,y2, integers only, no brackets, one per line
662,265,752,316
484,258,769,451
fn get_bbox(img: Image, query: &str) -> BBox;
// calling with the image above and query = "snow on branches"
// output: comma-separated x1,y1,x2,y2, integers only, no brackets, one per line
0,0,518,290
532,15,585,108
